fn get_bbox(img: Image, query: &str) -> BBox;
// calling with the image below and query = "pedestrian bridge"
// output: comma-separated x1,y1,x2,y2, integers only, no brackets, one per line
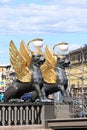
0,102,87,129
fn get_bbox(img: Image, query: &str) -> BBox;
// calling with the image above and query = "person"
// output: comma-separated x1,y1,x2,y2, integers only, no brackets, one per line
54,91,63,104
1,69,6,80
77,92,85,117
0,92,4,102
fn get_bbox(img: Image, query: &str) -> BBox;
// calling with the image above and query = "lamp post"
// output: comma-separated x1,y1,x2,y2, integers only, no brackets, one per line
53,42,69,57
27,38,43,48
81,47,84,95
27,38,43,54
80,47,85,117
53,42,69,105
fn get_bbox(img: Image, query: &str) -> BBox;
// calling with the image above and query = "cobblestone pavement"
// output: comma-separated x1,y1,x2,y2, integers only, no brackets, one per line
0,125,53,130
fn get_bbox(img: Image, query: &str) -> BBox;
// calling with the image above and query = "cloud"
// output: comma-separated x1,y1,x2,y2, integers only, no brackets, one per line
0,0,87,35
68,44,80,51
0,0,87,64
0,0,11,4
44,0,87,6
0,50,5,54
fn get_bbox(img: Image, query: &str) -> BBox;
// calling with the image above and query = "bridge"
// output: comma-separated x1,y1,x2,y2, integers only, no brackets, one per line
0,101,87,130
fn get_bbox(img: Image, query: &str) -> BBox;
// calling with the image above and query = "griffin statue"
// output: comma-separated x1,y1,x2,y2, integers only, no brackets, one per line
4,40,46,102
4,39,70,103
37,45,70,103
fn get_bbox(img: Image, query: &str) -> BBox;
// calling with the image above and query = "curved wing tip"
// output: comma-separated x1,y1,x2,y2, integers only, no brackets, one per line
10,40,14,45
20,40,24,44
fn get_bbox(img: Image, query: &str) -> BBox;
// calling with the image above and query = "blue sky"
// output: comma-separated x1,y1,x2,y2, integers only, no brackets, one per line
0,0,87,64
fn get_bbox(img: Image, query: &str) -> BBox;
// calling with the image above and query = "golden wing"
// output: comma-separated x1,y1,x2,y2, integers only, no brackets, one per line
35,47,43,55
9,40,32,82
41,45,57,83
20,40,32,67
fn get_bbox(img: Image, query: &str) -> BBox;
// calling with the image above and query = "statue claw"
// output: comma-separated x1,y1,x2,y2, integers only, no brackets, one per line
35,97,53,103
41,98,52,103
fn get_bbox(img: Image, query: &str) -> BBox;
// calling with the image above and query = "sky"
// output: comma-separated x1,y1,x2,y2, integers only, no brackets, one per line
0,0,87,64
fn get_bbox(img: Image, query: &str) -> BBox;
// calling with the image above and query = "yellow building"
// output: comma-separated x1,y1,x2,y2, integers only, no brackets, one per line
66,45,87,95
0,64,11,91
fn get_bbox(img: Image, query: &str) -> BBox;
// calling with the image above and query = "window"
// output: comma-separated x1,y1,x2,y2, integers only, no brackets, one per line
84,53,87,61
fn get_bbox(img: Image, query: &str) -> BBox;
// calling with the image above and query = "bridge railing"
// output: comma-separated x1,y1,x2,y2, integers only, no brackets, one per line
0,102,55,126
0,102,42,126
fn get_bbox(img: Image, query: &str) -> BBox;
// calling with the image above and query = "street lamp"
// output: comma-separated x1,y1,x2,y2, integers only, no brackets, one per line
27,38,43,48
53,42,69,57
27,38,43,54
81,47,84,95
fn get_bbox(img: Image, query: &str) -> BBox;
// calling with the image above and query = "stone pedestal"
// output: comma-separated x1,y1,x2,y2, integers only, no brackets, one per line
41,102,56,126
55,104,72,118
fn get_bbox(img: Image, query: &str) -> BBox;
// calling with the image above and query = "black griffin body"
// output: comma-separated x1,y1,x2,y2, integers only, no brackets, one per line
28,56,70,103
41,56,70,103
4,54,45,102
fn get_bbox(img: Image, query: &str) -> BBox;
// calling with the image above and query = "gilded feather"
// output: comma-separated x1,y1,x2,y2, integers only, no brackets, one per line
9,40,32,82
41,45,57,83
20,40,32,67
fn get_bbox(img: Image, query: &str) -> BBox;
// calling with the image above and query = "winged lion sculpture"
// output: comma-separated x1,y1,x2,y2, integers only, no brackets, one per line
4,41,70,103
20,45,70,103
4,40,45,102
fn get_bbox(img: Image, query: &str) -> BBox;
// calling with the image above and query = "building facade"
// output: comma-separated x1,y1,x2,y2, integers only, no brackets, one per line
66,45,87,95
0,64,12,92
